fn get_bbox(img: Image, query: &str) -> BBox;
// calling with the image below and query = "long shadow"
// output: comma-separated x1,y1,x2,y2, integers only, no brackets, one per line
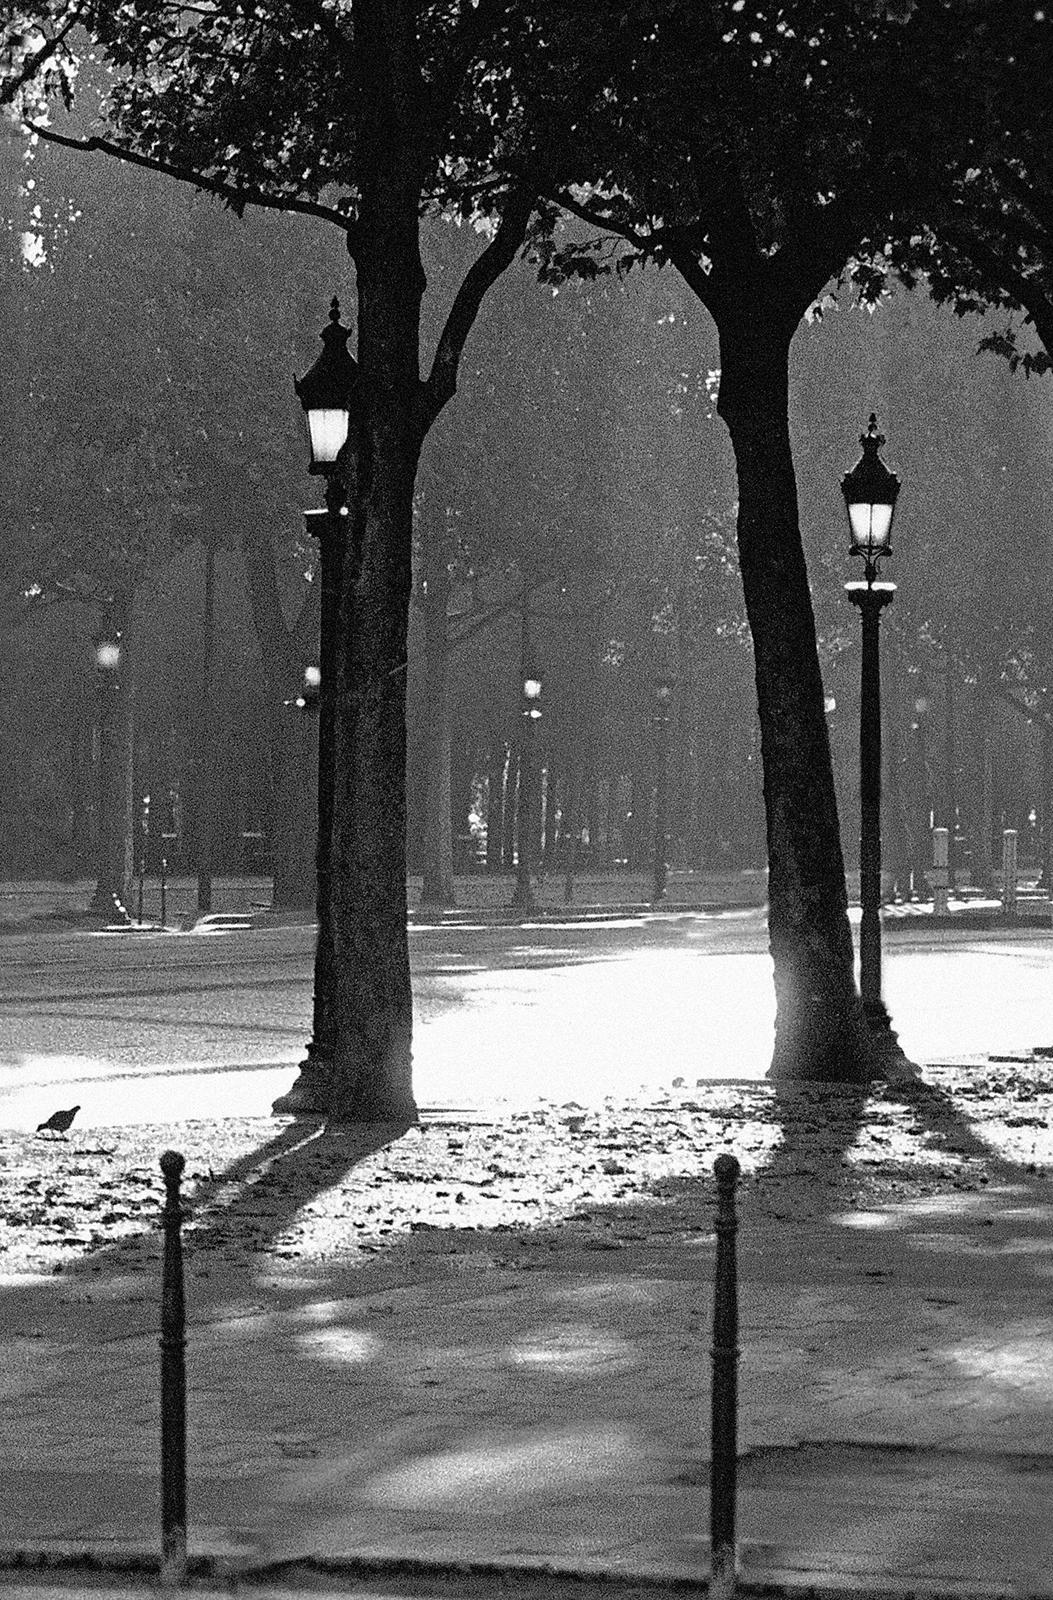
1,1115,414,1338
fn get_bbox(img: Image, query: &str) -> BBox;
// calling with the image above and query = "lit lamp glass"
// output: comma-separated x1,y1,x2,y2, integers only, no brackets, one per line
95,640,121,671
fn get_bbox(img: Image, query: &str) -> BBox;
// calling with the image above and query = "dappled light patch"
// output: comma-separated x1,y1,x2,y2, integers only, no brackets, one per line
506,1321,637,1375
295,1324,382,1365
361,1422,640,1509
945,1326,1053,1392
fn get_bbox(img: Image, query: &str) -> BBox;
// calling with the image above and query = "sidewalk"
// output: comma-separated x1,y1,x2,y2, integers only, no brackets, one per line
4,1065,1053,1596
4,872,1050,936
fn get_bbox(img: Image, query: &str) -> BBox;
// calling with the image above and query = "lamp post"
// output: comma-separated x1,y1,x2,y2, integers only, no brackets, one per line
652,677,675,905
90,627,128,917
272,298,355,1117
841,414,900,1047
512,673,543,911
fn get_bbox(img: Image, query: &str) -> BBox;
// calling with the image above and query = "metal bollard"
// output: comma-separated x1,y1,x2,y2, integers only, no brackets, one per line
159,1150,187,1587
710,1153,740,1600
1002,828,1018,917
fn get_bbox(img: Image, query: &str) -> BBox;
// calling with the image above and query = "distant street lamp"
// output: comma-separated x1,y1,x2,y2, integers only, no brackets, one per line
90,626,128,918
652,677,675,906
511,673,543,911
272,298,355,1117
841,414,900,1048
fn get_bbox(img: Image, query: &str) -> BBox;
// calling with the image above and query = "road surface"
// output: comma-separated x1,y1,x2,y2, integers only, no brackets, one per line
1,910,1052,1126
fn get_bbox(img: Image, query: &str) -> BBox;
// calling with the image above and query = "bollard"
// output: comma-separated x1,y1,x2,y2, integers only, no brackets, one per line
1002,828,1018,917
931,826,950,916
159,1150,187,1587
160,854,168,928
710,1153,740,1600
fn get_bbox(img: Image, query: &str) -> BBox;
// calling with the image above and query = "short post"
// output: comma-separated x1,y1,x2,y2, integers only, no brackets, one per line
160,854,168,928
710,1153,740,1600
1002,828,1018,917
931,826,950,916
159,1150,187,1586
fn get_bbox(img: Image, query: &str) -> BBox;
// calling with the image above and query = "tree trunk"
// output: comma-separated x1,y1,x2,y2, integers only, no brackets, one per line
971,676,996,892
716,311,871,1082
502,749,518,868
485,741,506,872
323,197,425,1124
196,537,217,915
420,534,455,907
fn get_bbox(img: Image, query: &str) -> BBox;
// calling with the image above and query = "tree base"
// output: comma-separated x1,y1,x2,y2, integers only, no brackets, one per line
271,1049,332,1116
768,997,875,1085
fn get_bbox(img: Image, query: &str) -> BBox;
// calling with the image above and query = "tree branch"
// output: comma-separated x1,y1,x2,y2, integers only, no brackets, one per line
418,184,535,429
24,122,362,250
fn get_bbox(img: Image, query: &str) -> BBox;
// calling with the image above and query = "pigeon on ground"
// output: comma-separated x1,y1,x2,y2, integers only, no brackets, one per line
36,1105,80,1138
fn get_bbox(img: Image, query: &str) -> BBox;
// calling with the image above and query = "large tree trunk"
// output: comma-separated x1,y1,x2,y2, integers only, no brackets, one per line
420,532,455,907
716,309,871,1082
323,196,425,1124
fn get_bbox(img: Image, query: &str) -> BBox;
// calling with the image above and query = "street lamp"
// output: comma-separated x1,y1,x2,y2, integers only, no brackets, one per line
652,677,675,906
294,297,356,474
90,626,127,918
272,298,355,1118
511,672,543,911
296,663,322,712
841,413,900,1048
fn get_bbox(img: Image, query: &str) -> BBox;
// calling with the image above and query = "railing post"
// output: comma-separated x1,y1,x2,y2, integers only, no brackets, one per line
1002,828,1018,917
160,1150,187,1587
710,1153,740,1600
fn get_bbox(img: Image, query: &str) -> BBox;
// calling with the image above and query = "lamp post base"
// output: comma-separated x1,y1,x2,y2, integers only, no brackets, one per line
862,999,912,1078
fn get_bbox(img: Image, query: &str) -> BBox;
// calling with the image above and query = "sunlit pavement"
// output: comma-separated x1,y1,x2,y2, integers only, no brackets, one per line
2,908,1053,1129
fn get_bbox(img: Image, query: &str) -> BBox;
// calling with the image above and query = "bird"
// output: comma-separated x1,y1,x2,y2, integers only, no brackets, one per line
36,1105,80,1139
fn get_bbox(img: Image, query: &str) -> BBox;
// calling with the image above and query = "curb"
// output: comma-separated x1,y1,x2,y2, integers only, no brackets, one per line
0,1547,1041,1600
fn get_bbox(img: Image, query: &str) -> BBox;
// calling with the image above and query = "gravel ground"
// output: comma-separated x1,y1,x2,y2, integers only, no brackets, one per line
3,1063,1051,1281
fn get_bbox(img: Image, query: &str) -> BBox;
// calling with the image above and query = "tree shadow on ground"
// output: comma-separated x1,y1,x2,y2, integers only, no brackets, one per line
0,1115,414,1336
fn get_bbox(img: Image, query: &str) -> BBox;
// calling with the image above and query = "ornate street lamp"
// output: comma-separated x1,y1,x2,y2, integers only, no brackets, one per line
652,677,675,906
294,297,356,474
842,413,900,580
272,298,355,1118
841,414,900,1049
511,671,543,911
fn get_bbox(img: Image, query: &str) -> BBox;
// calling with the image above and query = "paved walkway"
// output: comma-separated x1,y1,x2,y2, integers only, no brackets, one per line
3,1075,1053,1597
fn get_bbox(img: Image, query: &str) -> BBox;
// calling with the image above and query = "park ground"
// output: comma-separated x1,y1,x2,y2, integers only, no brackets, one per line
1,878,1053,1596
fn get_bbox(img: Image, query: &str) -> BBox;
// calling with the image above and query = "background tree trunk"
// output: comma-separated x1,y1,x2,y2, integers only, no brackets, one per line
420,534,454,906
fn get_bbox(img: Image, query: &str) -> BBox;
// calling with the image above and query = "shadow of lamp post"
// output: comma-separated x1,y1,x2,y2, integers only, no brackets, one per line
272,298,355,1117
841,413,901,1057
